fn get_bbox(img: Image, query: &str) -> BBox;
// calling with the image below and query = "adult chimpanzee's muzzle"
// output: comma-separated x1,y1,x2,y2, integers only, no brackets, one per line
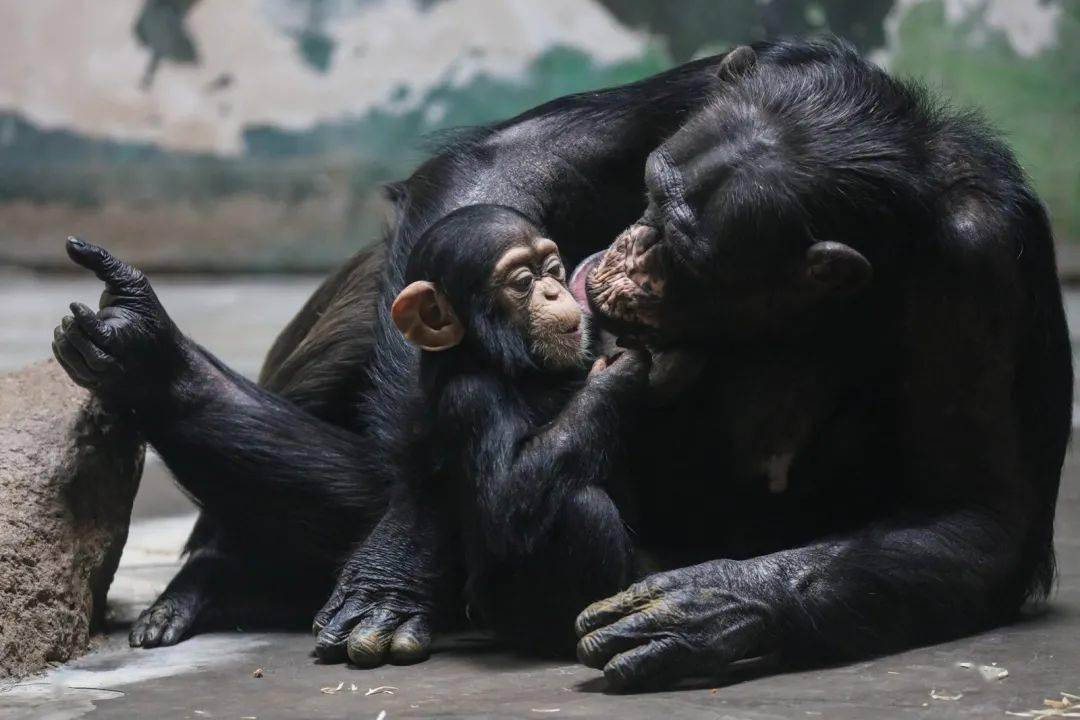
582,224,666,330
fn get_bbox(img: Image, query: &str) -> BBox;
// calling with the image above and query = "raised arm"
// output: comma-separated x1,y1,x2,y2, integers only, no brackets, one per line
52,239,386,551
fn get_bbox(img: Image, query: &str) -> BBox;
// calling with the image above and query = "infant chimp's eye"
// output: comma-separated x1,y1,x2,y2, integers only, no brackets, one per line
509,271,534,293
544,258,565,281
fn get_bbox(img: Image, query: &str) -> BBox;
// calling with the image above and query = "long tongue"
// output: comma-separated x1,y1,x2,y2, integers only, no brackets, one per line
570,250,606,313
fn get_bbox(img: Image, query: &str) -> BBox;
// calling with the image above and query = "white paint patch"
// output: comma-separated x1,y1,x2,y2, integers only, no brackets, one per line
877,0,1061,67
0,0,647,154
979,0,1061,57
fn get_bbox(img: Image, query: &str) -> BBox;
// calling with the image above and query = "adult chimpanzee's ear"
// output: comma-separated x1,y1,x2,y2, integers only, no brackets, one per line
390,281,465,351
802,241,872,297
716,45,757,82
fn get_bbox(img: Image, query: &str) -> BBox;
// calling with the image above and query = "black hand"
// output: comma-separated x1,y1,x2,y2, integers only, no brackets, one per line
52,238,188,408
575,559,779,692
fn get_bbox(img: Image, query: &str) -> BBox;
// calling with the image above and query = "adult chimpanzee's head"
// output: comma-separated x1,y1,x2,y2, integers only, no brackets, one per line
584,45,929,344
392,204,588,374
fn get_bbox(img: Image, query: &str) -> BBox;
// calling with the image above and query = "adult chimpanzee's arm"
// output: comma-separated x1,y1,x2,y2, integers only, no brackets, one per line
576,234,1057,691
52,240,385,551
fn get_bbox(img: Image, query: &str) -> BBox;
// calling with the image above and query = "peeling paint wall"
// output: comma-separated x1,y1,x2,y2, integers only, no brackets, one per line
0,0,1074,272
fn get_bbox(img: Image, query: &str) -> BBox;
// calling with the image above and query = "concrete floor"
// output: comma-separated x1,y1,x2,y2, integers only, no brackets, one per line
1,273,1079,719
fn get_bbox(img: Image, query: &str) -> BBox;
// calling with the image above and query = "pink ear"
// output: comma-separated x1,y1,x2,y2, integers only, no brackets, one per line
391,281,465,351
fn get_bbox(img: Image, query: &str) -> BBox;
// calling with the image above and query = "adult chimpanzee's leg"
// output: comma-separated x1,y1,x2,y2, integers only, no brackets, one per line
486,485,634,656
53,239,387,645
259,243,385,424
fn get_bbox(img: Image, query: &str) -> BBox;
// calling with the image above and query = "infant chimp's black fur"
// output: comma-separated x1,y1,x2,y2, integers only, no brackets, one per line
390,204,647,653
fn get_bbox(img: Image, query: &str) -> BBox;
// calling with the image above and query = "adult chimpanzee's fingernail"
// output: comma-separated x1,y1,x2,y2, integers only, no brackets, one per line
67,236,85,247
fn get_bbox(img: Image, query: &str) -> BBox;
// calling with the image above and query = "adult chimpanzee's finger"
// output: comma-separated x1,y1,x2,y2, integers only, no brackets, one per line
65,237,146,293
575,580,660,637
576,611,657,669
388,614,432,665
70,302,113,348
314,596,368,662
52,324,97,388
346,608,399,668
602,638,688,693
64,323,115,373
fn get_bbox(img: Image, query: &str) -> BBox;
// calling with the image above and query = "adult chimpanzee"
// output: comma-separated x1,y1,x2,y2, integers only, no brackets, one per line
389,204,647,654
51,38,1069,690
570,44,1072,689
53,44,752,656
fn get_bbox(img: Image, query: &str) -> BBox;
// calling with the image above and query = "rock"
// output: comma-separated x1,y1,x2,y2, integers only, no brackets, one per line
0,360,144,679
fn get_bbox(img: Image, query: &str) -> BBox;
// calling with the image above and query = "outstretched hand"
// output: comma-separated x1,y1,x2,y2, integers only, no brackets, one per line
52,237,187,407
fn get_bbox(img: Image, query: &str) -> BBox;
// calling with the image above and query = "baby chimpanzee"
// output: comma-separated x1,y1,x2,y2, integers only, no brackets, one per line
391,204,649,653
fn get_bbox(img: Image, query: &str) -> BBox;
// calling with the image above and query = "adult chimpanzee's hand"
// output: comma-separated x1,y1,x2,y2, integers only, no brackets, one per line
52,238,190,409
575,559,781,692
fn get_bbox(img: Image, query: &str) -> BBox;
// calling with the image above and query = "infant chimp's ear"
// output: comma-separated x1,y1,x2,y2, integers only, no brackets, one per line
391,281,465,351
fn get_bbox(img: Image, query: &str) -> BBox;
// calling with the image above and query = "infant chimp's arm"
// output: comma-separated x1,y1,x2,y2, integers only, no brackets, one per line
445,354,646,653
391,204,650,654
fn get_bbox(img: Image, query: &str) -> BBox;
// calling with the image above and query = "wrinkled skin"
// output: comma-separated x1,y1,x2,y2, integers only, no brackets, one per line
312,499,442,667
575,560,782,691
586,224,668,334
52,238,191,407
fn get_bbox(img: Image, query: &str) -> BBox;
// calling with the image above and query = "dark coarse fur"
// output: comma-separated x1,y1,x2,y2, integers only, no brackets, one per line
571,38,1071,689
398,205,642,654
104,51,734,651
53,37,1070,687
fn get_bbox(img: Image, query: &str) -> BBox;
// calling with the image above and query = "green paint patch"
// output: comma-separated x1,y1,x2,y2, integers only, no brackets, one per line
889,0,1080,244
0,45,671,272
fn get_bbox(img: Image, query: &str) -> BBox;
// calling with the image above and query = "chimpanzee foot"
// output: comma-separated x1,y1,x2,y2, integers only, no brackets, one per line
313,589,434,667
129,592,202,648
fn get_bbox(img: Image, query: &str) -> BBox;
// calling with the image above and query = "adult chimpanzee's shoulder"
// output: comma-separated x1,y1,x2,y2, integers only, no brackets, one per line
926,102,1051,279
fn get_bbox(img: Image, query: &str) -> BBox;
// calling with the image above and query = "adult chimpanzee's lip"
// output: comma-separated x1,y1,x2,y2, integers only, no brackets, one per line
570,251,605,313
